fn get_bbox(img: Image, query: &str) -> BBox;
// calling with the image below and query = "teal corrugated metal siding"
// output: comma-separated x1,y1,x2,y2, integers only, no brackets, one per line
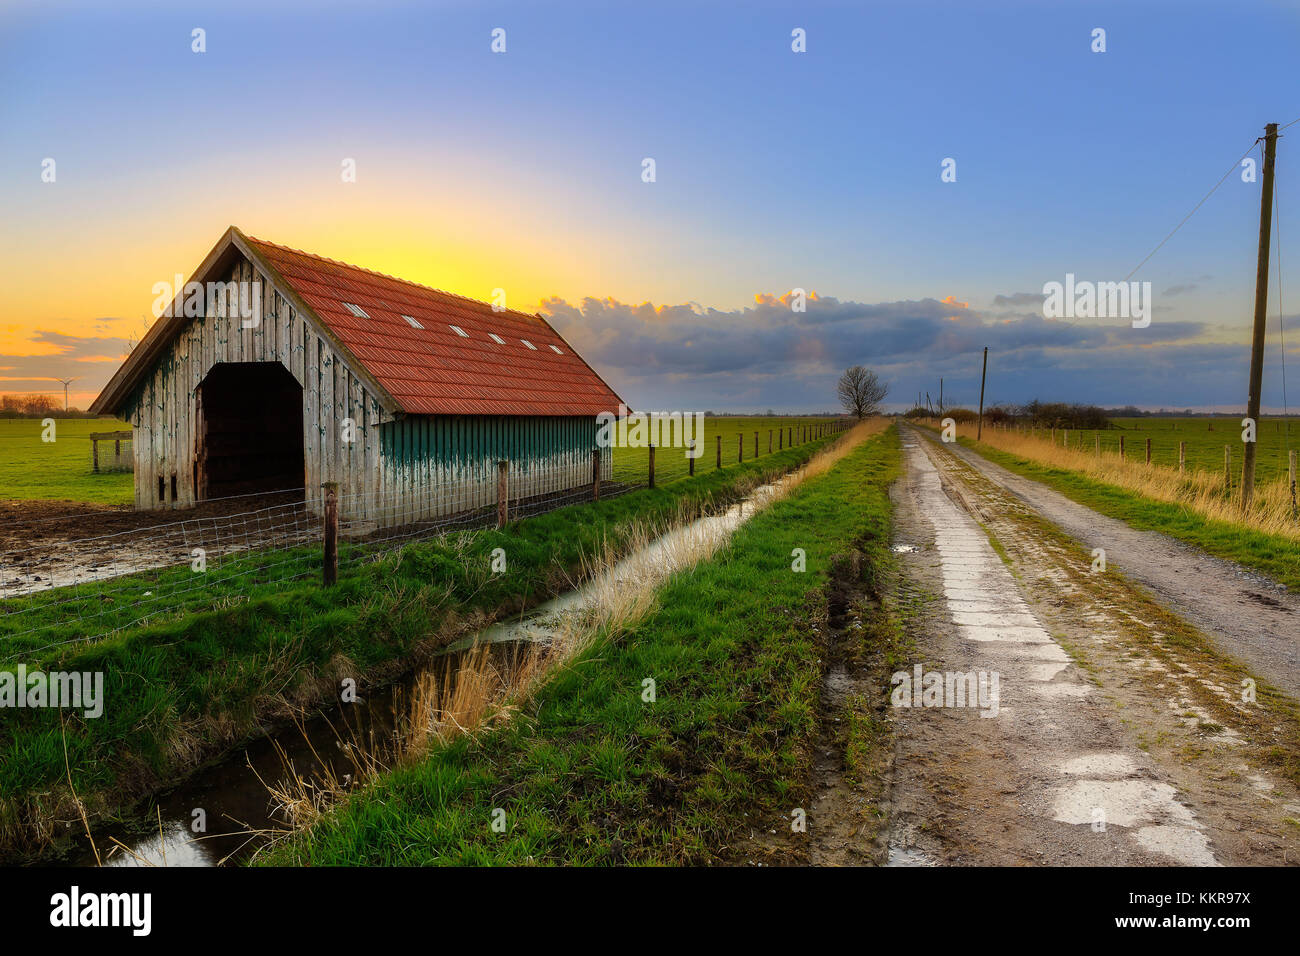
375,414,608,525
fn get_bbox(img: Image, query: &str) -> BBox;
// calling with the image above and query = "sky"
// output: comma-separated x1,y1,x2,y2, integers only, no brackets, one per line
1,0,1298,413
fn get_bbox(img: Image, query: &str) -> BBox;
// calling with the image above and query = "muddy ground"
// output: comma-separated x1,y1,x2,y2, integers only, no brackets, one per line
0,484,633,599
0,493,310,596
795,425,1300,866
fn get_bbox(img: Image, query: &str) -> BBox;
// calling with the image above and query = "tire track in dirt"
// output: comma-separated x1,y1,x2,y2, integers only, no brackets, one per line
883,427,1300,866
887,434,1229,865
928,431,1300,701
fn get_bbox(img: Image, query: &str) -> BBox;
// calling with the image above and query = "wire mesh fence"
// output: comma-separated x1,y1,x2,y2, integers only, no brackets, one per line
0,471,645,662
1,420,849,661
88,431,134,473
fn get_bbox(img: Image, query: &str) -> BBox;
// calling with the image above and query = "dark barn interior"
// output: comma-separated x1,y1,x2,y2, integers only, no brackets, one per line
196,362,305,500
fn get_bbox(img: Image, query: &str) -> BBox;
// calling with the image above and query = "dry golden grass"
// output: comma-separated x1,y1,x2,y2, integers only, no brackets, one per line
949,422,1300,542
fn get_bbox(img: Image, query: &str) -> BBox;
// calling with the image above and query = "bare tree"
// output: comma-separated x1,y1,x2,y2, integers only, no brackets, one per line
837,366,888,419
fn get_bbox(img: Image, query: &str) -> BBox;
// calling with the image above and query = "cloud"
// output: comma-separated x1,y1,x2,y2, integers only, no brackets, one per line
0,328,132,396
991,291,1046,308
5,296,1276,416
539,291,1251,411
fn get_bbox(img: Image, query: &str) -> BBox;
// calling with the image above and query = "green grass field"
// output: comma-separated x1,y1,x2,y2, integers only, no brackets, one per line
611,416,841,486
0,418,133,504
1010,416,1299,483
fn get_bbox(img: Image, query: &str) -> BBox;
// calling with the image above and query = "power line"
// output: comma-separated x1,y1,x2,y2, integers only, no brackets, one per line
1122,139,1262,283
1054,137,1261,331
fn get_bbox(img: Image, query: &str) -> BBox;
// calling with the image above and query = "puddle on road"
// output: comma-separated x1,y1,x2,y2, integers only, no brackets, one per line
886,844,938,866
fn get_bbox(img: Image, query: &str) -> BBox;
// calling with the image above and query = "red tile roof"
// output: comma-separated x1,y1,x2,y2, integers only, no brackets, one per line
245,236,625,418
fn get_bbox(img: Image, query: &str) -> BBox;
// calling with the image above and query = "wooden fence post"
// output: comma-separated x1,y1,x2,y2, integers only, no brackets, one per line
649,443,656,488
592,449,601,501
322,482,338,587
738,434,743,462
779,428,783,450
689,441,695,476
1119,436,1125,460
497,459,508,528
768,429,773,453
1095,433,1100,456
716,434,722,469
92,437,99,473
1145,438,1152,465
1179,442,1186,474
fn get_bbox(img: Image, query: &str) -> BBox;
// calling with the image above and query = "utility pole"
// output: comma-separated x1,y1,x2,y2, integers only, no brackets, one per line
1242,122,1278,509
977,347,989,440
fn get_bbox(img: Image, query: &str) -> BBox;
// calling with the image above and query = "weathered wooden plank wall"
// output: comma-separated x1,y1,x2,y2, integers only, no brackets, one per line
122,255,387,517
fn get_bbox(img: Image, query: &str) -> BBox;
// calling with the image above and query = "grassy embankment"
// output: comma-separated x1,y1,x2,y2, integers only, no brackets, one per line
0,432,842,857
917,420,1300,592
1,418,841,648
260,425,902,865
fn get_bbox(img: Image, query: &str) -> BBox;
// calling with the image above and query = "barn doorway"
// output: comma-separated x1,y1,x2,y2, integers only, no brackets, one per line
196,362,305,500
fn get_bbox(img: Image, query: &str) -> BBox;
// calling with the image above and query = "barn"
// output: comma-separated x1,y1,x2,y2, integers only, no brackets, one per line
90,226,625,527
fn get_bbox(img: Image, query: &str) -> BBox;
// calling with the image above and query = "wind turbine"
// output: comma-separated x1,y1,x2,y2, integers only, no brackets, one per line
56,377,78,412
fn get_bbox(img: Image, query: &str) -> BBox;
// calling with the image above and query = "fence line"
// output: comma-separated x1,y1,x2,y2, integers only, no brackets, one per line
0,419,851,659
